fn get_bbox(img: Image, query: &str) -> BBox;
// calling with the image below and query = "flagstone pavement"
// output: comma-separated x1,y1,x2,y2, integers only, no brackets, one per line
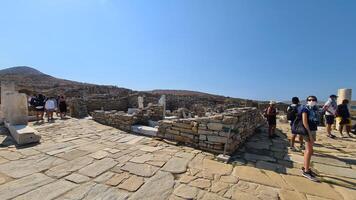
0,117,355,200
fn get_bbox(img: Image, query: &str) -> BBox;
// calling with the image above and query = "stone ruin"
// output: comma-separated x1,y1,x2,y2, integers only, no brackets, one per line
158,107,264,154
92,104,164,132
68,98,88,118
91,95,265,155
0,81,41,145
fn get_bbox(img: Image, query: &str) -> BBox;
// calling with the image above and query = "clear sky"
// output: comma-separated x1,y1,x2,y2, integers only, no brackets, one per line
0,0,355,101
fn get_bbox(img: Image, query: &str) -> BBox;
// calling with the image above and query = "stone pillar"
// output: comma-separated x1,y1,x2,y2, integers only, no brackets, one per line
158,95,166,118
1,81,16,122
138,96,144,109
4,92,29,125
337,88,352,109
336,88,352,130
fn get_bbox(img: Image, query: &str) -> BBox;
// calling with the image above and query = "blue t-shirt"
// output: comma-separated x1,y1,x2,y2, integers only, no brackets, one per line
301,106,319,131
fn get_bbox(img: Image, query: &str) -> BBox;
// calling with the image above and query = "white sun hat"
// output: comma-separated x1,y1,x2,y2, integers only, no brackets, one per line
269,101,277,105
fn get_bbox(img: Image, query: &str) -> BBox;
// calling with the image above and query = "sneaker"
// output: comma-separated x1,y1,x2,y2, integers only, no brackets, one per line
327,134,336,139
302,167,318,176
290,146,297,152
302,169,319,182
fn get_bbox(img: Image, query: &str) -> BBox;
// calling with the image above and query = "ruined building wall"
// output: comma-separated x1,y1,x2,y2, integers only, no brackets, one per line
85,98,129,112
158,107,265,155
92,104,164,132
68,99,88,118
92,111,139,132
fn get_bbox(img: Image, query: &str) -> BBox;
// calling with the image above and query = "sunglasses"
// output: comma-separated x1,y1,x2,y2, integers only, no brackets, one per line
307,99,317,102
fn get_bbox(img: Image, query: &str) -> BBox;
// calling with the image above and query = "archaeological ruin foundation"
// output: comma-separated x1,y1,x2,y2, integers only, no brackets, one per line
0,79,266,152
91,95,266,155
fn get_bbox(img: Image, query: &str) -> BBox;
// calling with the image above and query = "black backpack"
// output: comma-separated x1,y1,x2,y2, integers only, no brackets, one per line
287,105,298,121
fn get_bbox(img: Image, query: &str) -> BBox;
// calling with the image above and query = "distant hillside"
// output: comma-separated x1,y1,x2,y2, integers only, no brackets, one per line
149,90,225,98
0,66,254,109
0,66,132,97
0,66,44,75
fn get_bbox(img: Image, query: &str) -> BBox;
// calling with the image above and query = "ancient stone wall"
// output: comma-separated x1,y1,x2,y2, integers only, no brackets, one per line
68,99,88,118
92,104,164,131
85,98,129,112
158,107,265,155
92,111,139,132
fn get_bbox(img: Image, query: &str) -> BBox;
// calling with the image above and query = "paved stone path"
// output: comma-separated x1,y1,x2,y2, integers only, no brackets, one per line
0,117,355,200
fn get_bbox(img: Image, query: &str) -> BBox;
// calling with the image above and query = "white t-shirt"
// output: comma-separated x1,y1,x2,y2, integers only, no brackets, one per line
45,100,56,110
323,99,337,116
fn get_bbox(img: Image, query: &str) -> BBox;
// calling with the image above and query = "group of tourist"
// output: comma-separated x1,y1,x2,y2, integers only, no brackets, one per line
264,95,354,182
29,94,68,122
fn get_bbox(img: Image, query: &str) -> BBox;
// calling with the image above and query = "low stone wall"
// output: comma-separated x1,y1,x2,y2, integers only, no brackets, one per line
68,99,88,118
157,107,265,155
92,111,139,132
92,104,164,132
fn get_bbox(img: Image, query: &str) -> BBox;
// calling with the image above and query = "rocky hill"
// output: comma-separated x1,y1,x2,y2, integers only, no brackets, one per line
0,66,132,98
0,66,255,111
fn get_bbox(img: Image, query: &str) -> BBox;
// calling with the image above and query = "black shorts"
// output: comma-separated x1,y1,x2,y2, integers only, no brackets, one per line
325,115,335,125
267,116,277,126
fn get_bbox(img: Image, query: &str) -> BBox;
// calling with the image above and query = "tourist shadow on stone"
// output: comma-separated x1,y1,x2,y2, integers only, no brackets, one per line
229,126,290,175
33,121,45,126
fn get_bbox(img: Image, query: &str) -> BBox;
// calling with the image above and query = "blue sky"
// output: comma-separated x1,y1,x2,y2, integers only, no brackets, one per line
0,0,355,101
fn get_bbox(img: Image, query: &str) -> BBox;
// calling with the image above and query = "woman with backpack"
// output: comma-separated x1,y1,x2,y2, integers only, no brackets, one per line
301,95,320,182
287,97,304,151
34,94,46,121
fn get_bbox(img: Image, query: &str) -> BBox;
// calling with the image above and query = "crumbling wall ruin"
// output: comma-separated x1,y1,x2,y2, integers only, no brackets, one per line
93,106,265,155
92,104,164,132
158,107,265,154
68,99,88,118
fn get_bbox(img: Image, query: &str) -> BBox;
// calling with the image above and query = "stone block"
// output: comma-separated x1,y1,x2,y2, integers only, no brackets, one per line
5,123,41,145
166,128,180,135
207,135,227,143
207,123,223,131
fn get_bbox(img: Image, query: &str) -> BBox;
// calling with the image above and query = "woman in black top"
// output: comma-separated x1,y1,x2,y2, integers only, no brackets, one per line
337,99,352,137
59,96,67,119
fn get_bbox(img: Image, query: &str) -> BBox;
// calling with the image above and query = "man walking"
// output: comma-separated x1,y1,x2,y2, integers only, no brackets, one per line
322,95,338,138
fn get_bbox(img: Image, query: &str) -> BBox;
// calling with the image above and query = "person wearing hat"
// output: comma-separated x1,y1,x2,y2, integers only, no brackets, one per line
266,101,278,138
322,95,338,138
